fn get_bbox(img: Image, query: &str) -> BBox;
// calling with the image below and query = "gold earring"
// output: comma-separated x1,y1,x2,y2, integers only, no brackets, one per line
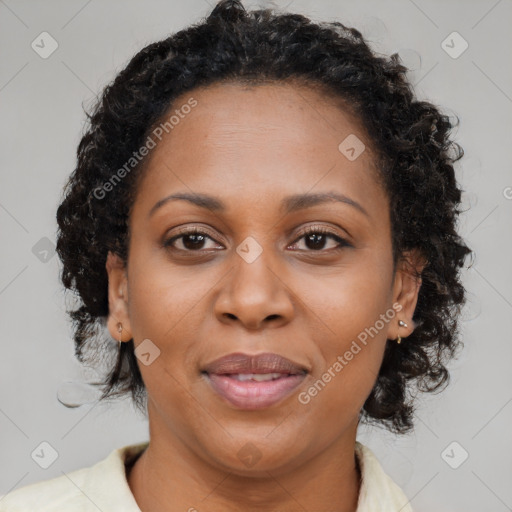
117,322,123,343
397,319,408,344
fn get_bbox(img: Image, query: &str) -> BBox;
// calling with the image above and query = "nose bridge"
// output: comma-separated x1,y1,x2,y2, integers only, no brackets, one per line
214,233,294,328
234,239,278,298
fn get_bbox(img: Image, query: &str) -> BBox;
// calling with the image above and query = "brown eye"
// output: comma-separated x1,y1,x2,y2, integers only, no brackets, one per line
289,226,351,252
163,228,223,252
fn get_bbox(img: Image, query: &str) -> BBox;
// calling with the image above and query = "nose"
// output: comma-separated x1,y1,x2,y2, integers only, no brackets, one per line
213,250,295,331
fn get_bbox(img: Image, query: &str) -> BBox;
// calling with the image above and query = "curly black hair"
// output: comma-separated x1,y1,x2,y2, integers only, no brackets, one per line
55,0,472,434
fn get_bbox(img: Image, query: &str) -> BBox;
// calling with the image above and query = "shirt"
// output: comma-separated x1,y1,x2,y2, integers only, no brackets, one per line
0,441,413,511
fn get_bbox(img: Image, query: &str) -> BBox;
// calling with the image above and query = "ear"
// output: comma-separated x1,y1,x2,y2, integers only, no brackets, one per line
105,251,132,342
386,248,427,341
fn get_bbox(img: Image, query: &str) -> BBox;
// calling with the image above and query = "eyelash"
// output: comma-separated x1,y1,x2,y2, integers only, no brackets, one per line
163,225,351,254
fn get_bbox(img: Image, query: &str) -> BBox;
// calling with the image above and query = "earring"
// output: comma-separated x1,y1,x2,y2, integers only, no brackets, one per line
396,319,408,344
117,322,123,344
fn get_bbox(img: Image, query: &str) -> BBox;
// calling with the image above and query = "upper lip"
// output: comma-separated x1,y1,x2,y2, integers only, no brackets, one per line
202,352,309,375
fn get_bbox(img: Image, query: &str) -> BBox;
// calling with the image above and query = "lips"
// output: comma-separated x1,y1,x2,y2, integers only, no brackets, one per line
202,352,308,410
203,352,308,375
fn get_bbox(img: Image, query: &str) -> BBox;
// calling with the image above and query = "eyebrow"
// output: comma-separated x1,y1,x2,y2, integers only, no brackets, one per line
148,191,369,218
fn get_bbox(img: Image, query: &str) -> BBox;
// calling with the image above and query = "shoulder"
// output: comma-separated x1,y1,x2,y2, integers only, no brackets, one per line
0,467,89,512
0,442,148,512
355,441,414,512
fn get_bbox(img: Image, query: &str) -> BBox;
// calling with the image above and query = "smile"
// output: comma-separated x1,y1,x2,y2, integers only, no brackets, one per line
204,372,307,409
201,352,309,409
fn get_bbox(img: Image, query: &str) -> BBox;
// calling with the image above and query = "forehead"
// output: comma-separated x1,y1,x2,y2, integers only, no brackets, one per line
132,81,383,216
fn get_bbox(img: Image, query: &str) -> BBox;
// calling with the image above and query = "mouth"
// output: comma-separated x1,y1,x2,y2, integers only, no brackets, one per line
201,352,309,410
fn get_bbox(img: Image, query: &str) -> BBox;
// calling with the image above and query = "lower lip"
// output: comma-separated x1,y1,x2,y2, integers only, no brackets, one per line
205,373,306,410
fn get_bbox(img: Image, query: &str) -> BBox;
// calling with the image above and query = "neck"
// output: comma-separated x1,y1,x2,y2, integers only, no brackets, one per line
127,428,361,512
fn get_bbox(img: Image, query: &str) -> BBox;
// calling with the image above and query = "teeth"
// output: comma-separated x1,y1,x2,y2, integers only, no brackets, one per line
230,373,284,382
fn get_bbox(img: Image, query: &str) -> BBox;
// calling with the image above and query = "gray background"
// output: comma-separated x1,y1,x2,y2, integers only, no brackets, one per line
1,1,511,510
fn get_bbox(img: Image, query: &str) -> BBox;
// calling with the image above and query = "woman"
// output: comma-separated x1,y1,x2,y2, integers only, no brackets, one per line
0,0,471,510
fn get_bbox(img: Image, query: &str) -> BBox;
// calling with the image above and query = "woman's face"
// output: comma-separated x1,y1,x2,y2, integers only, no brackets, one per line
106,82,421,475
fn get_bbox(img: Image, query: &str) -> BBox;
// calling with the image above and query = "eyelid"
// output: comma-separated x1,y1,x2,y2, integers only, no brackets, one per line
171,224,219,240
292,224,348,241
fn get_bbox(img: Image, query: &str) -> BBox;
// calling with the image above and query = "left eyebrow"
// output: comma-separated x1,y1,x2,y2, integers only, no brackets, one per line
280,191,369,217
148,190,369,218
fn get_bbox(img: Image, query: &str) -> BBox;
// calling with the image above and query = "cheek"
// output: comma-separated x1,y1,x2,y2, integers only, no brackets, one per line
297,253,392,409
125,252,215,385
124,264,198,411
300,250,393,340
300,312,388,432
127,250,204,340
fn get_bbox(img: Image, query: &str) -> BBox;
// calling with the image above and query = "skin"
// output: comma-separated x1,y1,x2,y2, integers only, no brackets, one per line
105,82,424,512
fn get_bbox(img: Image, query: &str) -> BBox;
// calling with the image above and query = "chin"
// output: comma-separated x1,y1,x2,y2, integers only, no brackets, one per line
200,434,307,477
